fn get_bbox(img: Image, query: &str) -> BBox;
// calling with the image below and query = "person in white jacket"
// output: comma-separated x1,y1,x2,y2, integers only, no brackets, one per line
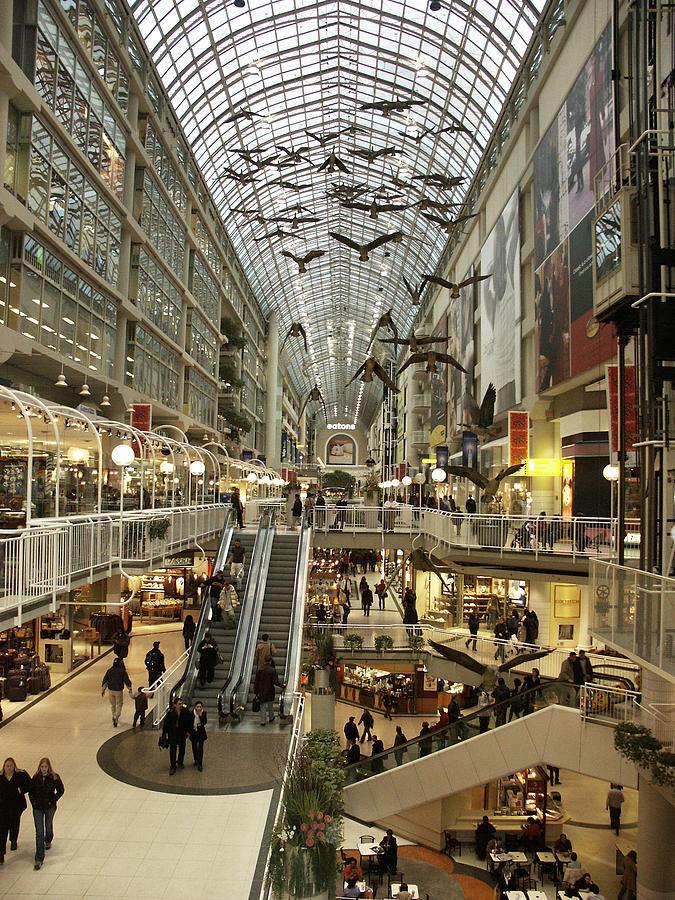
217,581,239,625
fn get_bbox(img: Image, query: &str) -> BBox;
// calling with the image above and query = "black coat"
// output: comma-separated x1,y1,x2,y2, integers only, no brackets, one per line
162,706,192,742
0,770,31,816
189,709,208,741
344,720,359,743
145,648,165,674
28,773,64,810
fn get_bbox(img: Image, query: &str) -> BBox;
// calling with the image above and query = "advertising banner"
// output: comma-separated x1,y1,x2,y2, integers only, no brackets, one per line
508,411,529,466
606,364,638,454
462,431,478,468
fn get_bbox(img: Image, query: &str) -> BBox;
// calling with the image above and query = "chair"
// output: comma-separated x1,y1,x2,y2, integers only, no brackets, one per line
360,834,375,843
443,829,462,857
387,872,405,893
504,832,519,851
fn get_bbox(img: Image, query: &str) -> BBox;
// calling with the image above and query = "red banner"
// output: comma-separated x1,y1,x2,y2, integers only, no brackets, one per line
606,365,638,455
130,403,152,432
509,411,529,466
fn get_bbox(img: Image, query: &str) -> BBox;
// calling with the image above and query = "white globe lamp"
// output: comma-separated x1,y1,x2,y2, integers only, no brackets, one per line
189,460,206,476
401,475,412,486
111,443,134,466
431,467,447,482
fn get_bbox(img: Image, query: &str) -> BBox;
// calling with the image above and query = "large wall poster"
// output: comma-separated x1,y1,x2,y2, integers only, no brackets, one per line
326,435,355,465
533,23,615,392
429,313,448,447
447,280,475,436
480,187,521,414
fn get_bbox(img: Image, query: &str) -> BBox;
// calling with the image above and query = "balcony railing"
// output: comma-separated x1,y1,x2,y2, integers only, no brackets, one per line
589,558,675,678
580,683,675,749
0,504,227,622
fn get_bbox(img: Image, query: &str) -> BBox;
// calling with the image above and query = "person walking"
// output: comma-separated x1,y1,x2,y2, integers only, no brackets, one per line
362,584,374,617
162,697,192,775
606,783,625,835
189,701,208,771
375,578,388,610
226,539,246,586
466,612,479,651
218,580,239,626
254,633,276,670
182,614,196,651
132,687,148,729
101,657,132,727
344,716,359,746
197,632,219,686
358,709,374,743
618,849,636,900
382,689,394,720
0,757,31,864
359,576,368,613
291,493,303,526
144,641,165,686
112,629,130,659
393,725,408,766
28,758,64,869
231,486,243,528
206,569,225,620
493,617,508,662
254,660,285,726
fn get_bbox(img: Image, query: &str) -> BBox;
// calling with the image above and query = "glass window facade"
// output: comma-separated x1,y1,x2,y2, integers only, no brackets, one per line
125,323,181,407
184,368,216,429
137,168,185,278
187,310,218,377
28,117,122,284
36,1,126,198
131,246,183,345
142,118,188,213
190,252,219,326
193,214,221,279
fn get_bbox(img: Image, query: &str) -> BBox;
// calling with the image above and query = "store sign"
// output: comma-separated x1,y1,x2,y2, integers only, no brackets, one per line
130,403,152,432
462,431,478,468
327,424,356,430
524,458,562,477
509,411,529,465
606,364,638,455
553,583,581,619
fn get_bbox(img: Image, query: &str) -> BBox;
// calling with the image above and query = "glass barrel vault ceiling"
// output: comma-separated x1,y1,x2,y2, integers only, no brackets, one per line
130,0,546,428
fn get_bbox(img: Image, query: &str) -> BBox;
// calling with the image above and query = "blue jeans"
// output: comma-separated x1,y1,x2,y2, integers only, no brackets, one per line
33,806,56,862
260,700,275,724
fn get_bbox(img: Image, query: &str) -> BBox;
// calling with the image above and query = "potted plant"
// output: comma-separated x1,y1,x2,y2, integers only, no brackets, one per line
407,634,426,654
147,518,170,542
267,729,344,899
374,633,394,655
305,634,338,691
343,633,363,654
614,722,675,787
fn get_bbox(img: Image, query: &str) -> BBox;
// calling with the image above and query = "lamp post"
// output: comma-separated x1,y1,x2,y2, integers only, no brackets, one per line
603,463,619,553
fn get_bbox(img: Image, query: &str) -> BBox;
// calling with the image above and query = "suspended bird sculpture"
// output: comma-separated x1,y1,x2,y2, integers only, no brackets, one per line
272,212,320,230
279,322,308,354
359,97,426,116
346,357,399,393
325,182,369,202
366,309,398,350
221,168,258,185
397,349,467,377
422,272,491,299
402,275,425,306
253,227,298,243
429,640,554,677
379,333,449,353
443,462,524,502
275,144,312,163
417,197,461,212
459,383,497,438
270,177,311,192
329,230,403,261
299,384,327,420
340,199,410,219
422,212,477,234
305,129,343,146
317,151,350,174
281,249,326,274
350,146,402,163
413,173,465,190
224,107,261,123
400,122,473,143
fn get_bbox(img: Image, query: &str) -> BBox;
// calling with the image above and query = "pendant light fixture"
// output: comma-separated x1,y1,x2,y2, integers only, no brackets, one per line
100,386,111,408
55,365,67,388
79,382,91,397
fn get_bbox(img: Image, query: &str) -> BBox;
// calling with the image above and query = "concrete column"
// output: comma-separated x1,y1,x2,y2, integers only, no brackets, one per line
637,777,675,899
0,0,13,52
114,309,129,385
265,311,280,469
0,90,8,190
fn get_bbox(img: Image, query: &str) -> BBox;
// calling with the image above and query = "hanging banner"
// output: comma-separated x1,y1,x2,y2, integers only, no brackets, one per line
462,432,478,468
241,450,253,463
606,364,638,455
436,445,449,468
280,430,288,462
561,459,574,519
509,411,529,466
130,403,152,432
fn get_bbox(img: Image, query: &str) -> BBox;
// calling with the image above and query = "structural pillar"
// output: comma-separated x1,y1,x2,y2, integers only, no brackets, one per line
265,311,280,469
529,419,558,514
636,777,675,900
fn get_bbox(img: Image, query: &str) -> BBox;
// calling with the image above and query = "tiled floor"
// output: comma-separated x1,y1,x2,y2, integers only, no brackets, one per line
0,626,274,899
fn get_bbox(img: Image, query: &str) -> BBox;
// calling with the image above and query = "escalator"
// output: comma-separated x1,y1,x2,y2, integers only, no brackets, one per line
343,681,637,823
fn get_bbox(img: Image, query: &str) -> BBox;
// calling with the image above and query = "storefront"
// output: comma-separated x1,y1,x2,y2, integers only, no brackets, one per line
416,569,530,627
337,662,440,715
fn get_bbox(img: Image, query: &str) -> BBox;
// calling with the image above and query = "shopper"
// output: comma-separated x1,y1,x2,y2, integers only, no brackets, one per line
375,578,388,610
508,678,523,721
101,657,132,727
132,687,148,729
218,580,239,626
403,599,419,636
475,814,496,860
378,828,398,874
577,649,594,682
254,660,285,726
359,576,368,612
254,633,276,670
112,629,130,659
291,493,303,526
393,725,407,766
618,849,637,900
382,689,394,720
0,757,31,864
231,486,243,528
465,612,479,650
370,735,385,773
144,641,165,686
344,716,359,746
189,701,208,771
28,758,64,869
477,690,492,733
559,651,578,706
493,617,508,661
358,708,374,742
466,495,476,514
226,539,246,585
206,569,225,620
362,584,374,617
492,677,510,726
418,721,433,757
606,782,625,835
197,632,219,686
162,697,192,775
182,614,196,650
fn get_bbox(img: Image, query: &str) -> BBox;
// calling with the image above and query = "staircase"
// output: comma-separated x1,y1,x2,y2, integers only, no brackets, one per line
192,530,256,725
243,531,300,705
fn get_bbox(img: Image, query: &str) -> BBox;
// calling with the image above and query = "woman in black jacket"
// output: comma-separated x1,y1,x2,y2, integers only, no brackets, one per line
182,615,196,651
28,758,64,869
189,701,208,771
0,757,31,863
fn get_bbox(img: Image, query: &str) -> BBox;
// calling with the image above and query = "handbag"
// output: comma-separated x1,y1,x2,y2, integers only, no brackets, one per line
158,734,169,750
252,696,261,712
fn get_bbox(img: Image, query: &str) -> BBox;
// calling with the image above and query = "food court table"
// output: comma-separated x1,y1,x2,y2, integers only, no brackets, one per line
527,893,548,900
391,885,419,899
535,850,557,880
505,893,527,900
358,842,380,873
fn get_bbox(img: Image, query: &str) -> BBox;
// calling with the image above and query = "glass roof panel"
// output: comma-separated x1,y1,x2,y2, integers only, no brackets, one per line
130,0,546,427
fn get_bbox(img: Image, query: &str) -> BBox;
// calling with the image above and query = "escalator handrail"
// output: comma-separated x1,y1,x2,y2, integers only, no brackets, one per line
217,511,274,716
171,509,234,705
281,514,310,717
344,679,572,776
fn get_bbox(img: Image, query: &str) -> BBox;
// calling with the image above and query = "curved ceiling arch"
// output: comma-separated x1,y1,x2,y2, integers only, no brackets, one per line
130,0,546,428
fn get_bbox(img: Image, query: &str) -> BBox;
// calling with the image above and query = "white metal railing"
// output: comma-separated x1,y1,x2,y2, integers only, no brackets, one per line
580,684,675,749
0,504,227,622
146,648,191,726
245,498,286,526
589,558,675,677
310,505,640,562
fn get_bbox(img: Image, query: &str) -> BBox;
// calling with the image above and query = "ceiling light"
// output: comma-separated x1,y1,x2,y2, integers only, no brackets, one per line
111,443,135,466
100,394,111,408
79,382,91,397
233,0,245,6
431,467,447,482
429,0,442,9
402,475,412,486
55,365,67,388
190,460,206,476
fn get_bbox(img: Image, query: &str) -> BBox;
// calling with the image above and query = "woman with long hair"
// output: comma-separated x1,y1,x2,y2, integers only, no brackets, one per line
28,758,64,869
0,757,31,864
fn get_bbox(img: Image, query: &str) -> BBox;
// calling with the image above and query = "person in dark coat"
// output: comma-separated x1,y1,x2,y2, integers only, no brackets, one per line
197,633,219,686
144,641,165,686
492,677,511,726
101,657,132,727
112,630,129,659
493,617,509,662
358,709,374,742
378,828,398,874
362,586,374,617
418,721,433,757
0,757,31,863
403,601,419,636
344,716,359,746
182,615,196,651
254,661,285,726
466,496,477,514
466,612,480,650
162,697,192,774
231,486,243,528
28,758,64,869
133,687,148,729
189,701,208,771
371,735,385,773
475,814,496,860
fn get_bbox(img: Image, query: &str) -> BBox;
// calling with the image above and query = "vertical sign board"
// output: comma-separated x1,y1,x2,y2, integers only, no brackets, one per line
508,411,529,466
130,403,152,432
462,432,478,468
436,445,449,468
561,459,575,519
280,430,288,462
606,364,638,456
